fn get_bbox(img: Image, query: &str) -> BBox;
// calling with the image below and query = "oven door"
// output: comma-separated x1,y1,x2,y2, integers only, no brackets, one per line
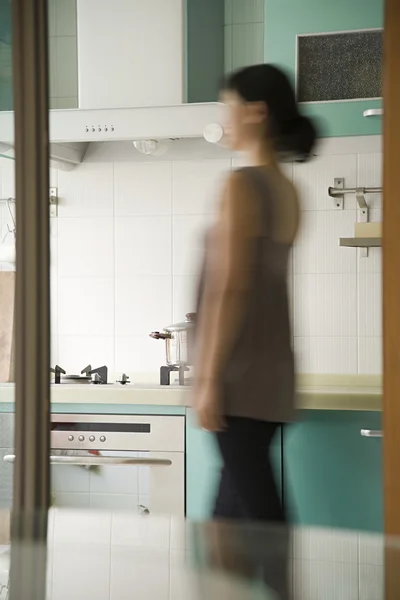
4,414,185,516
50,449,184,516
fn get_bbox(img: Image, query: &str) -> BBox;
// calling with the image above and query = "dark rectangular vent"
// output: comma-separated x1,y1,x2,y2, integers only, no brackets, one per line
297,30,383,103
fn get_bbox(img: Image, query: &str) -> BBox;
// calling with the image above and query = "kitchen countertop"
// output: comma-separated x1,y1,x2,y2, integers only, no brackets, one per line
0,375,382,410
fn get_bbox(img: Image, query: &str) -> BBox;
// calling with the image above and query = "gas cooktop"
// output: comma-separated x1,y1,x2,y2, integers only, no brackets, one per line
50,365,130,386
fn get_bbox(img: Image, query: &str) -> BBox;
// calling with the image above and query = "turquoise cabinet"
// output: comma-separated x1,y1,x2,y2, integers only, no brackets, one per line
264,0,384,137
0,0,12,111
185,0,225,103
284,411,383,531
186,409,283,521
186,409,383,531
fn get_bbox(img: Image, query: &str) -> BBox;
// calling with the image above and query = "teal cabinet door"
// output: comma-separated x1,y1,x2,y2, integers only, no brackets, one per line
284,411,383,531
265,0,384,137
186,409,283,521
185,0,225,103
186,409,222,521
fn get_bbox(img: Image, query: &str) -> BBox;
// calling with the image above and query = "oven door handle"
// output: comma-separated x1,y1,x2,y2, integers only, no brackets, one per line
3,455,172,466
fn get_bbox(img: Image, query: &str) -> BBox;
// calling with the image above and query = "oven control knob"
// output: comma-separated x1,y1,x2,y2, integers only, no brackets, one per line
99,436,106,442
78,435,85,442
89,435,95,442
68,435,74,442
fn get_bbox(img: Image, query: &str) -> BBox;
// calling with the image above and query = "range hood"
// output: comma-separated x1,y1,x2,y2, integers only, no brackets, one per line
0,1,227,167
0,102,225,167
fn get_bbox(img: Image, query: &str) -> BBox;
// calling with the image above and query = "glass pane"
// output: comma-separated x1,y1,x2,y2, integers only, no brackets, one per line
0,0,15,521
0,511,392,599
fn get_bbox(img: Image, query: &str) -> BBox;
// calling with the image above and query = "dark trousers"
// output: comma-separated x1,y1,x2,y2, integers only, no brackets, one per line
209,417,290,598
214,417,285,523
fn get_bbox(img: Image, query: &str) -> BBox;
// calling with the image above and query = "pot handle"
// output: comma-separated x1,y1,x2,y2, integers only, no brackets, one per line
185,313,196,322
150,332,170,340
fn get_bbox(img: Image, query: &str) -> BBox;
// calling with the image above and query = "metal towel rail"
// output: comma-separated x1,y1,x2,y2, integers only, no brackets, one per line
329,186,382,197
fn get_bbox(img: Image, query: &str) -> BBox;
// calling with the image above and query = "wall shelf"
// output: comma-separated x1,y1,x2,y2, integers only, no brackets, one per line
339,238,381,248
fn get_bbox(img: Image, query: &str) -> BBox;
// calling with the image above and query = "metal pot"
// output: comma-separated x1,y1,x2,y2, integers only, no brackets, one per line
150,313,196,366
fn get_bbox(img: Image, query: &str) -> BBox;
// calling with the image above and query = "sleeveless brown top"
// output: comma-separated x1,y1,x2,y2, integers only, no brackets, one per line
196,167,296,423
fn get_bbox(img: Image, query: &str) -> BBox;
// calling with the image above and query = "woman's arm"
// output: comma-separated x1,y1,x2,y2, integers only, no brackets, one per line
195,171,259,428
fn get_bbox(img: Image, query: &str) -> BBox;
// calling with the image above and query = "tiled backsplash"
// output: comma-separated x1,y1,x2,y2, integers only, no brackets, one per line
0,136,382,380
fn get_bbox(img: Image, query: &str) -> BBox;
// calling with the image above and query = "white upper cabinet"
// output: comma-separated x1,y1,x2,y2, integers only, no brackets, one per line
76,0,184,109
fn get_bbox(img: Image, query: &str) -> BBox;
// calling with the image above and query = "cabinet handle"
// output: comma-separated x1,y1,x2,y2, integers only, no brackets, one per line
363,108,383,118
360,429,383,438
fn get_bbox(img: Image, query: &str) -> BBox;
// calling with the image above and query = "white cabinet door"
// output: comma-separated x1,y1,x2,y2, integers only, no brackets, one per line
77,0,184,109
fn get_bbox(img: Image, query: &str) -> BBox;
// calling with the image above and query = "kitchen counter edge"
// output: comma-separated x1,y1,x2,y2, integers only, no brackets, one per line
0,383,382,411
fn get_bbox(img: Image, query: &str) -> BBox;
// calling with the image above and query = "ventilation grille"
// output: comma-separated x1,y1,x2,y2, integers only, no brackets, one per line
297,30,383,103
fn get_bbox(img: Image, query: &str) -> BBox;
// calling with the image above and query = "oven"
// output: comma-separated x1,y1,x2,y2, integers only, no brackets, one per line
5,414,185,516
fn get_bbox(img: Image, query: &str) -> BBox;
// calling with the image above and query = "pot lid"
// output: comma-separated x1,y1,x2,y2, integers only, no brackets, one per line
164,313,196,332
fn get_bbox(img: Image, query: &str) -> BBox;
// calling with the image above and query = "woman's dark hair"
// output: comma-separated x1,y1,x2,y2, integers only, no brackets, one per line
221,64,317,162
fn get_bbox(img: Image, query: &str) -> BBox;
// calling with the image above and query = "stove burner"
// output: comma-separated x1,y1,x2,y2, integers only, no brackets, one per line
51,364,108,384
160,365,189,386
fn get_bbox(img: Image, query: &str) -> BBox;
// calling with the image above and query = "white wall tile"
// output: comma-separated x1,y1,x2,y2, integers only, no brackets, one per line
294,274,357,337
358,274,382,337
232,0,264,23
172,215,210,276
293,528,358,563
294,210,357,274
294,337,358,374
48,0,56,37
359,533,384,566
231,23,264,70
115,336,166,379
172,160,229,215
58,277,114,335
115,276,172,336
357,208,382,274
294,155,357,211
293,560,358,600
58,217,114,277
55,0,77,37
115,162,172,216
58,163,113,217
172,275,198,322
115,216,172,277
57,334,114,374
358,338,382,375
357,153,382,209
359,565,384,600
0,157,15,198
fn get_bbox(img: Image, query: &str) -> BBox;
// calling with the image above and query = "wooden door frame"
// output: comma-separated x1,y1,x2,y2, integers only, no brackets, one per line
383,0,400,535
383,0,400,595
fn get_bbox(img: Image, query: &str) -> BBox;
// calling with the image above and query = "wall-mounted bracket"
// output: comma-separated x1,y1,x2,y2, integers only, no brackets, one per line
331,178,344,209
50,187,58,217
